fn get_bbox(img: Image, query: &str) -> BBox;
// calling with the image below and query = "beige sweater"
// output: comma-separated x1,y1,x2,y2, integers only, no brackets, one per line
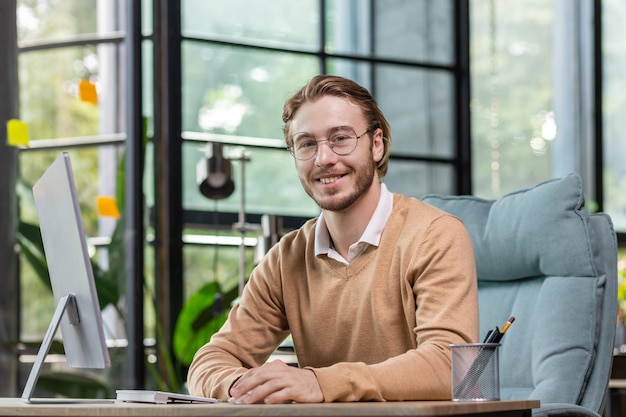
187,194,478,402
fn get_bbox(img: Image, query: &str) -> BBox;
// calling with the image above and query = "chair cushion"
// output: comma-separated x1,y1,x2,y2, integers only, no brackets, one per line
421,174,595,281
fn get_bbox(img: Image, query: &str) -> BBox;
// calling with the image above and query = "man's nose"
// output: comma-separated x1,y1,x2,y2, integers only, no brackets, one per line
314,140,337,165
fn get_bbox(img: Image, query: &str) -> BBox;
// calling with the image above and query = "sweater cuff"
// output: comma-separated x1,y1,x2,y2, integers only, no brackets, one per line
305,363,383,402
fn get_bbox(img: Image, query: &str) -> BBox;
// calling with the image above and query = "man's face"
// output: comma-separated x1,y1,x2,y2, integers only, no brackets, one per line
289,95,384,212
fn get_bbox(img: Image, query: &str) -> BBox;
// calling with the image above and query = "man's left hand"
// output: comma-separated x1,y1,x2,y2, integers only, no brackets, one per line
229,360,324,404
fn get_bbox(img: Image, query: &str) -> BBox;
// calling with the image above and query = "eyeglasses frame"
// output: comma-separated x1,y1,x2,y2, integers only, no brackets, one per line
287,127,372,161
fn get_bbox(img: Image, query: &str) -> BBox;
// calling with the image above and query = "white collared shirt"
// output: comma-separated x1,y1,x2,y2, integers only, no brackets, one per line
314,183,393,265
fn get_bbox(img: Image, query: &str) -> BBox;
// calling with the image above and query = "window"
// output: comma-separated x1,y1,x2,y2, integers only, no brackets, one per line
17,0,126,339
469,0,626,240
470,0,555,198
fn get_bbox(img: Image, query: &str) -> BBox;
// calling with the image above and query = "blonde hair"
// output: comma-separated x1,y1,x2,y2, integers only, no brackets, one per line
282,75,392,179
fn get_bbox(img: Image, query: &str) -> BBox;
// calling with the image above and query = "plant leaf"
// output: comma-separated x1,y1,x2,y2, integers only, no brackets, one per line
17,221,50,290
173,281,239,366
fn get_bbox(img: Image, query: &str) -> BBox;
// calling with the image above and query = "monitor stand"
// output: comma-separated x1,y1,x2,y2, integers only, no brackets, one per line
21,293,78,403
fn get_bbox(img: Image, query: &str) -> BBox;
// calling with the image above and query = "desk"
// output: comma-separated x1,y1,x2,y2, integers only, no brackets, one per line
0,398,539,417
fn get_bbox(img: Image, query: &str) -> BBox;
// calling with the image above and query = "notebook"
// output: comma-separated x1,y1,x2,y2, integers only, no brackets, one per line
116,390,218,404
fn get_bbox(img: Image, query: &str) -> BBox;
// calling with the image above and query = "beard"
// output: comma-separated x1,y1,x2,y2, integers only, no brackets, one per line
300,156,377,212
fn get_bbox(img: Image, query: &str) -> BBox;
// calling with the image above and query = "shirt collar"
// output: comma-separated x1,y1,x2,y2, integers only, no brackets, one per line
315,183,393,257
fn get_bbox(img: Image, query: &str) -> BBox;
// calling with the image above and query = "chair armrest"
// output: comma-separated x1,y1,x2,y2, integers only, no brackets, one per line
532,403,600,417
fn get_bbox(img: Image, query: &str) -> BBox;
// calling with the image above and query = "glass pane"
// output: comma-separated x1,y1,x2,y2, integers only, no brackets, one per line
385,161,455,198
183,242,253,301
18,44,122,140
183,143,319,218
376,66,454,158
19,149,108,232
142,0,153,35
142,40,154,137
470,0,553,199
17,0,116,43
326,0,454,65
327,59,455,158
182,0,319,50
603,0,626,232
182,41,318,136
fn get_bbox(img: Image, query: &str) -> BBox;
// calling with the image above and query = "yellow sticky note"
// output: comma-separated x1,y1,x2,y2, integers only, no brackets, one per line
6,119,29,147
96,196,120,219
79,79,98,104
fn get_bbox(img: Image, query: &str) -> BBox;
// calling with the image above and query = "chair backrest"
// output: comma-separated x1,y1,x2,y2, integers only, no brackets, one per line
422,173,617,414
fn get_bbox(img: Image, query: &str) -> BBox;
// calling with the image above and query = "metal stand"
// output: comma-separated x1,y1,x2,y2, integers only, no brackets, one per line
21,294,78,403
229,147,259,297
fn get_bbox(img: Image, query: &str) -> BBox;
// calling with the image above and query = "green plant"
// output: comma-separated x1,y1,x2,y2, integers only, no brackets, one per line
172,281,238,366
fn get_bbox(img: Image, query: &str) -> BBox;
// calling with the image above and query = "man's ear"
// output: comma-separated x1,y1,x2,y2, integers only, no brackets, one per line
372,128,384,162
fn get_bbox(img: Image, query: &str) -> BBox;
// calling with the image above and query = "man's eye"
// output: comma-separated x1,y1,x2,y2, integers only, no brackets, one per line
330,135,349,144
297,140,317,149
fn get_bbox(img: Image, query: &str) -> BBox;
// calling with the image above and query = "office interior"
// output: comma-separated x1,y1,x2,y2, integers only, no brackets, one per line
0,0,625,405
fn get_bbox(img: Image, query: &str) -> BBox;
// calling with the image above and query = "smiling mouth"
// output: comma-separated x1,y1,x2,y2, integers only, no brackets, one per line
319,175,342,184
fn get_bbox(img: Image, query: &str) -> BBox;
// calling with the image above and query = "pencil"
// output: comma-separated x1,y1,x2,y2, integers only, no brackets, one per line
490,316,515,343
500,316,515,334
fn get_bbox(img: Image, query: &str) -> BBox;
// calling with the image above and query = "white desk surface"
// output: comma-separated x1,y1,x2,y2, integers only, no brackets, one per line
0,398,540,417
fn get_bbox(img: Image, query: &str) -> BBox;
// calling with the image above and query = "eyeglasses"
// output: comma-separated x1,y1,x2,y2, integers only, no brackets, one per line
288,127,371,161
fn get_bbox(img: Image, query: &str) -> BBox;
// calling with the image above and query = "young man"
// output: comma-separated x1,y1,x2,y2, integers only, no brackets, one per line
187,75,478,403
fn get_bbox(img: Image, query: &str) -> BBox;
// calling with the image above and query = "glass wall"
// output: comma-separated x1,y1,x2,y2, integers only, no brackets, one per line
469,0,555,198
470,0,626,234
15,0,129,398
17,0,125,335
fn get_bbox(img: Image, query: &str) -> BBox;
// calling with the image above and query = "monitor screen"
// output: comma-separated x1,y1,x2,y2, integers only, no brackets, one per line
22,152,111,402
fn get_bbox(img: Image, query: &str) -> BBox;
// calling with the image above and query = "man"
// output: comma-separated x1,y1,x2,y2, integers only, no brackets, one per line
187,74,478,403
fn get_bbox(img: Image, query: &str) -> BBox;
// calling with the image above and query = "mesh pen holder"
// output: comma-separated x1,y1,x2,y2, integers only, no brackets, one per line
450,343,500,401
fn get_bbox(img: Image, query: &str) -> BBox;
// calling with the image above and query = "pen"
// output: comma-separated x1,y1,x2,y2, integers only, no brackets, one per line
482,327,498,343
492,316,515,343
483,316,515,343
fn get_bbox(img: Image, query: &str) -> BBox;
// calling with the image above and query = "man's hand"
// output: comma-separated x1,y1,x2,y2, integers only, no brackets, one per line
229,360,324,404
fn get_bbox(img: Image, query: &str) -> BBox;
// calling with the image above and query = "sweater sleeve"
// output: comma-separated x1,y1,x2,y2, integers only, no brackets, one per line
187,243,291,400
308,214,479,402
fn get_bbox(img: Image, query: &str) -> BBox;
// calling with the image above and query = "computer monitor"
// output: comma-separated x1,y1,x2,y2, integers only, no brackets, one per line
21,152,111,403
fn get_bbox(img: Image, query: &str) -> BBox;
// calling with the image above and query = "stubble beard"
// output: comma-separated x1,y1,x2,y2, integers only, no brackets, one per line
300,157,377,212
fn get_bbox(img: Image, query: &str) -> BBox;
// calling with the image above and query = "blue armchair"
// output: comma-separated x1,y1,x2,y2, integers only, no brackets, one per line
423,173,618,417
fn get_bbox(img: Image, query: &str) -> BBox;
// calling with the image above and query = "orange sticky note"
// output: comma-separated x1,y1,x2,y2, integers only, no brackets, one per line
79,79,98,104
6,119,29,146
96,196,120,219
